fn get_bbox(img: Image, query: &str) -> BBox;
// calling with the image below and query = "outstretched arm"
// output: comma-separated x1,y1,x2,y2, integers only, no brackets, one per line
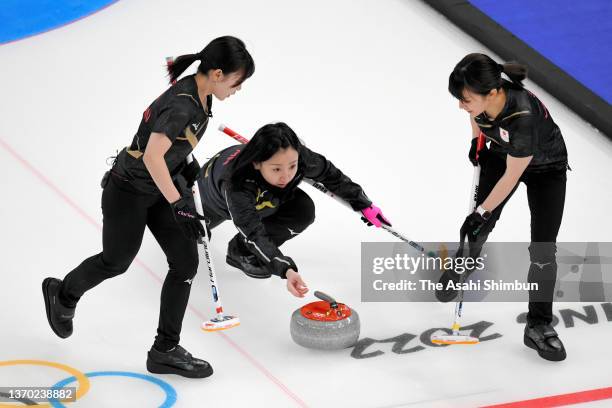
481,114,536,211
302,146,372,210
481,154,532,212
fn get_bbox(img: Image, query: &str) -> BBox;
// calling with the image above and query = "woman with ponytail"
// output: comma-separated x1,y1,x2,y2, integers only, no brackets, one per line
438,53,569,361
42,36,254,378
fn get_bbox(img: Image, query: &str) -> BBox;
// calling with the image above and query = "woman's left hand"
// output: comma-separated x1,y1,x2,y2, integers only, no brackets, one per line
361,204,391,228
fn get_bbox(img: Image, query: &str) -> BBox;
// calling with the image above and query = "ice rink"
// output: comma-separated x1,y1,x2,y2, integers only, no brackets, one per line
1,0,612,406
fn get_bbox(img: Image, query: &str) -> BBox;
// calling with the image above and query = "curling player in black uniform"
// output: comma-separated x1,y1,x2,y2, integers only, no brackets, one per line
438,53,569,361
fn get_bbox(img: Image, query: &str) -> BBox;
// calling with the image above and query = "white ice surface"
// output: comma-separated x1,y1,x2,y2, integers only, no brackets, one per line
1,0,611,407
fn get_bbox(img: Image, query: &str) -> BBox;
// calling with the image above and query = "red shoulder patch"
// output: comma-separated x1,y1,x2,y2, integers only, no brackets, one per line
143,107,152,122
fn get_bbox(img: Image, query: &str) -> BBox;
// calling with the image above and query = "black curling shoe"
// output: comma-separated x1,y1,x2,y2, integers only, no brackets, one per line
524,323,567,361
42,278,75,339
226,237,271,279
147,345,213,379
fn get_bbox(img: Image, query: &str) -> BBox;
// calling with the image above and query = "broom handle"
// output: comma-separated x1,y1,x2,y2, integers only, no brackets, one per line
167,56,228,321
469,133,486,212
453,132,486,335
218,124,429,255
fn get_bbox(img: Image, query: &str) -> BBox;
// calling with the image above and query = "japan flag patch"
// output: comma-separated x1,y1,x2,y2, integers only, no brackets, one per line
499,127,510,143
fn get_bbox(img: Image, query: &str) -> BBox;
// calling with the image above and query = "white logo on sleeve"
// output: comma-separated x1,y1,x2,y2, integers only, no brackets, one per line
500,127,510,143
192,122,200,131
288,228,300,236
184,279,193,285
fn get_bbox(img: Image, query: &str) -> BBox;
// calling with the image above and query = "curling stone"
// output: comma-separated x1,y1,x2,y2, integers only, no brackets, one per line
290,291,360,350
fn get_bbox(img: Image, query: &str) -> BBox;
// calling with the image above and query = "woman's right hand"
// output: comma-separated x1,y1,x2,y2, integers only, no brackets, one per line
286,269,308,298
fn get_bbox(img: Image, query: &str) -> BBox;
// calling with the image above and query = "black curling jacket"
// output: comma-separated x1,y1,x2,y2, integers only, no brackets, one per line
198,144,372,278
114,75,212,193
473,81,568,173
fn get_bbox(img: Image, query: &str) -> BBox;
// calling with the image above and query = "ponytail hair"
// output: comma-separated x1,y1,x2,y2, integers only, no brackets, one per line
166,53,200,83
167,35,255,85
499,61,528,86
448,53,527,100
227,122,304,188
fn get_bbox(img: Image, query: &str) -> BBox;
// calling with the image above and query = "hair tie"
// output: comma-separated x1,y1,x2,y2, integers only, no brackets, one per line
498,63,504,72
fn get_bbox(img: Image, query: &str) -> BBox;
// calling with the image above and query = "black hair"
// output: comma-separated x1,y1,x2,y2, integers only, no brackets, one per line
448,53,528,101
167,35,255,85
228,122,303,188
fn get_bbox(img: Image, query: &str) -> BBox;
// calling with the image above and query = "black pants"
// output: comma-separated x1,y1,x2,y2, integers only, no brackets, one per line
60,175,198,351
204,188,316,251
472,154,567,325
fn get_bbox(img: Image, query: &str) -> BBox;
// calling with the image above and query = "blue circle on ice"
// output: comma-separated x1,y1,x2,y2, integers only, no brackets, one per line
0,0,119,45
49,371,177,408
